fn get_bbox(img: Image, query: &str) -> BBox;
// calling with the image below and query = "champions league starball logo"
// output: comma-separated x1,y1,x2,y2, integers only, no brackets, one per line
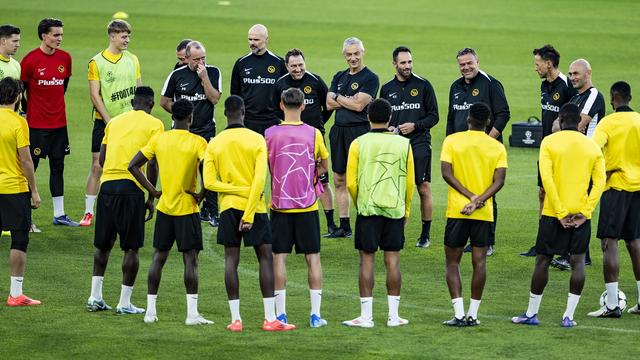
522,130,535,145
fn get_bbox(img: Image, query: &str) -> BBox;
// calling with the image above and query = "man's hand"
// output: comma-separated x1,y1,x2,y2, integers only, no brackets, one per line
559,214,574,228
196,63,208,80
388,125,397,133
30,191,41,209
187,190,206,204
239,219,253,232
571,213,587,228
461,201,478,215
151,189,162,199
398,122,416,135
145,198,155,222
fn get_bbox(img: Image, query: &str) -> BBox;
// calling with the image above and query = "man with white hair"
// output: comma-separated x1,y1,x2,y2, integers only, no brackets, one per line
230,24,286,136
326,37,379,238
567,59,605,137
161,40,222,225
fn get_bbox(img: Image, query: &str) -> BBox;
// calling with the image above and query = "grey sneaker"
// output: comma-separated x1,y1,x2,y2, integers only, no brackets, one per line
87,298,112,312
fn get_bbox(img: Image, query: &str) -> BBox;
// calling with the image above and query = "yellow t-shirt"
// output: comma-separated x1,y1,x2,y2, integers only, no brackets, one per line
100,110,165,190
268,121,329,213
540,130,606,219
88,49,141,120
440,130,508,221
0,55,21,80
592,110,640,192
204,125,268,223
0,108,29,194
141,129,207,216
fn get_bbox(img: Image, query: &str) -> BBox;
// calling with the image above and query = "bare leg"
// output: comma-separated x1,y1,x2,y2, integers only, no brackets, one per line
359,251,375,297
384,251,401,296
445,245,464,298
224,247,240,300
147,249,169,295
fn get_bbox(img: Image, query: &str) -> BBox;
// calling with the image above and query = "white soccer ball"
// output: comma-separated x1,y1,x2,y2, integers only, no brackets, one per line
599,290,627,311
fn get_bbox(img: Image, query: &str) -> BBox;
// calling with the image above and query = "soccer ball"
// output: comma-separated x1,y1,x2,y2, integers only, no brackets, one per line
599,290,627,310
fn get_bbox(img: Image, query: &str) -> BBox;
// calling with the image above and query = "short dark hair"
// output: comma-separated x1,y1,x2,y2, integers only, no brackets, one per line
610,81,631,101
468,102,491,128
176,39,192,52
558,103,581,127
456,47,477,59
281,88,304,109
285,48,304,64
533,44,560,68
0,77,23,105
367,98,392,124
172,99,193,122
38,18,63,40
133,86,154,106
0,24,20,39
107,19,131,35
392,46,411,62
224,95,245,117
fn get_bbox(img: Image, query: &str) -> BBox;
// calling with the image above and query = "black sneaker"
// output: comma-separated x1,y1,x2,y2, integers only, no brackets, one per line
443,317,467,327
416,237,431,248
487,246,495,256
325,224,338,236
463,244,472,253
519,247,537,257
587,305,622,318
551,257,571,271
585,258,592,266
199,209,211,222
209,215,219,227
323,228,352,238
466,316,481,326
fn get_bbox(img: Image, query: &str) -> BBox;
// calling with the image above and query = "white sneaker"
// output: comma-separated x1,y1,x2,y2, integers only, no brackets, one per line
144,314,158,323
342,316,374,328
185,314,214,325
30,223,42,233
115,303,145,315
387,317,409,327
627,304,640,314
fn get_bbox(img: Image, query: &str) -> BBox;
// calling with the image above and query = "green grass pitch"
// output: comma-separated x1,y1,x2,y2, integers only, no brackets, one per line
2,0,640,358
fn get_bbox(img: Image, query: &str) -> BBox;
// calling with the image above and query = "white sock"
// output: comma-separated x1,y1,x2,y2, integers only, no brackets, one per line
10,276,23,298
229,299,241,322
274,289,286,316
452,297,465,319
85,195,97,215
90,276,104,301
605,282,619,309
52,196,65,218
526,292,542,317
263,297,276,322
310,289,322,316
118,284,133,308
360,297,373,320
467,298,481,319
147,294,157,316
387,295,400,320
186,294,198,318
637,280,640,306
563,293,580,320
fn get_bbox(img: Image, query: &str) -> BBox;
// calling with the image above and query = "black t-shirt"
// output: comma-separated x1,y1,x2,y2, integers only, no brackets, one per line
161,64,221,135
540,73,577,137
329,67,379,126
379,73,439,145
274,72,332,134
569,86,606,136
230,51,286,125
446,71,510,142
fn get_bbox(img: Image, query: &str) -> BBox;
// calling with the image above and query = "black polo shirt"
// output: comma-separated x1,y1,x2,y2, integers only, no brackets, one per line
446,70,510,142
569,86,606,136
379,73,439,146
275,71,332,134
161,64,221,136
329,66,379,127
540,72,577,137
230,51,286,126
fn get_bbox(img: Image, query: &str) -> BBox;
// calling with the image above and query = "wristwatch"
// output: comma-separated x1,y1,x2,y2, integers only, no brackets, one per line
333,93,339,101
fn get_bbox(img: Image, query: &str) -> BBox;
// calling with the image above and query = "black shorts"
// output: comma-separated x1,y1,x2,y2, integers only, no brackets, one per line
354,215,404,252
329,124,369,174
153,211,203,252
597,189,640,241
217,208,272,247
94,180,146,251
246,119,281,137
271,210,320,254
30,126,70,159
412,143,432,184
444,218,492,248
536,216,590,256
91,120,105,153
0,192,31,231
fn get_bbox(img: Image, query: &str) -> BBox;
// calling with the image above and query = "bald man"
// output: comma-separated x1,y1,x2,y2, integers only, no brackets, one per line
566,59,605,137
230,24,286,136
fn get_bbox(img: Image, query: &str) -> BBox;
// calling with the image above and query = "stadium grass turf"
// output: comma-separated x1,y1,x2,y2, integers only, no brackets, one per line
1,0,640,358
